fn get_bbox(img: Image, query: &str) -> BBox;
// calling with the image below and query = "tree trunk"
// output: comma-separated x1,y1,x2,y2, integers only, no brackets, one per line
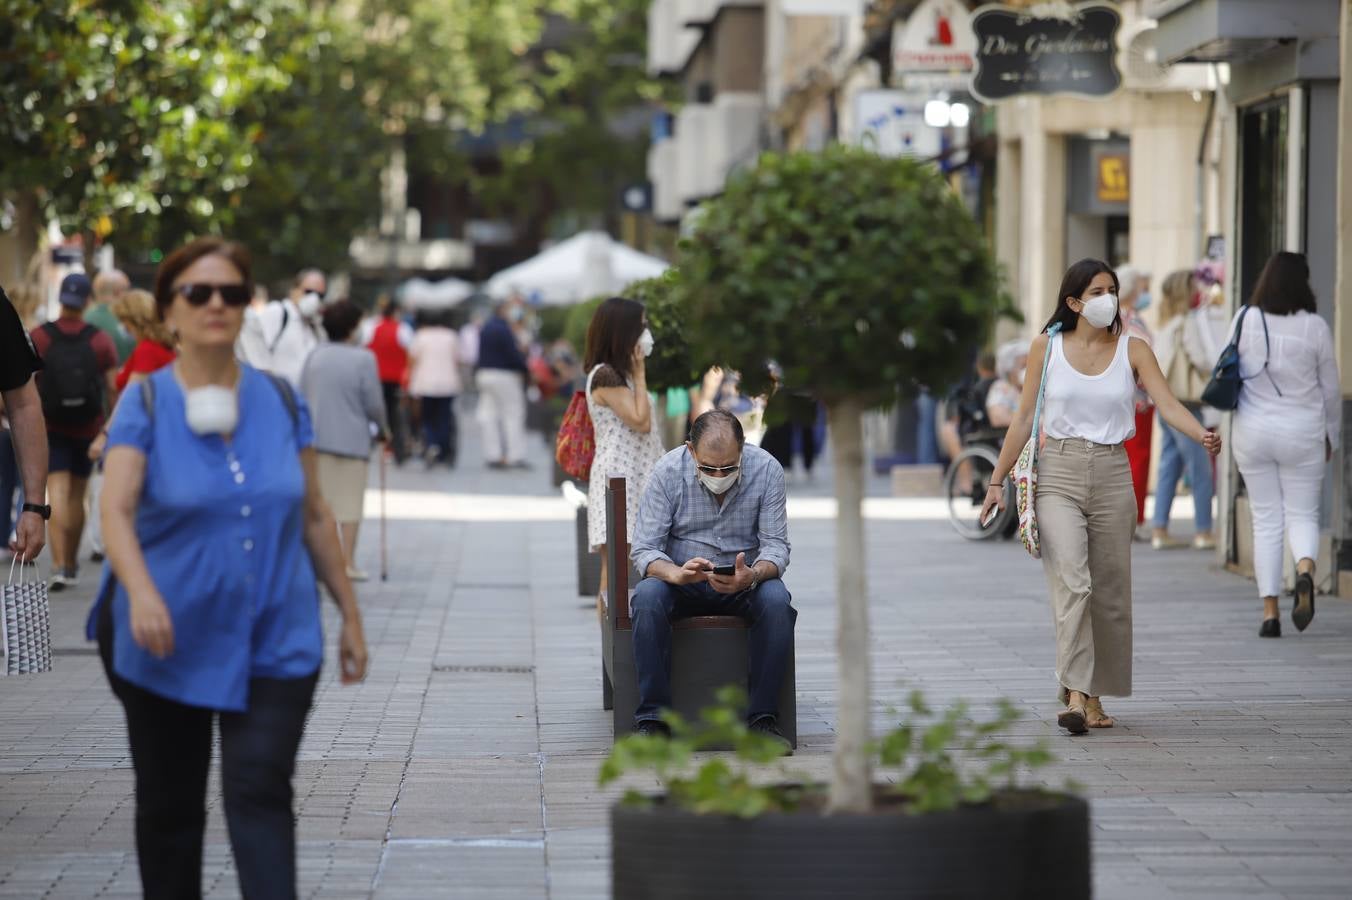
827,397,872,812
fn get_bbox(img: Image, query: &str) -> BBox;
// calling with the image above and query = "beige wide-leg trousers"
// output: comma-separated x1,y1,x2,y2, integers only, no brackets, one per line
1035,438,1136,702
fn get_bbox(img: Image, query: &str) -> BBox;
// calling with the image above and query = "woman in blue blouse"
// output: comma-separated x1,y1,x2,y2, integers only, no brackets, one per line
90,238,368,900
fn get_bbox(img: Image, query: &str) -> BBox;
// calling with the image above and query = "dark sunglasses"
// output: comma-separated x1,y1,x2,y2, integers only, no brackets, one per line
175,283,251,307
695,462,740,476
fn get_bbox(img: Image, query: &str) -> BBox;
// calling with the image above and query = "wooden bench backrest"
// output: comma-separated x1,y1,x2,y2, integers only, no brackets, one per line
605,476,631,630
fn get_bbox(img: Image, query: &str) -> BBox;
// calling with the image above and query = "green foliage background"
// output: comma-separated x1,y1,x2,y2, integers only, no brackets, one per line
676,145,1006,404
0,0,667,283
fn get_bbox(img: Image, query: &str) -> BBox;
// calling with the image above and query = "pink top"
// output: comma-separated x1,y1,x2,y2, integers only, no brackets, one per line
408,326,463,398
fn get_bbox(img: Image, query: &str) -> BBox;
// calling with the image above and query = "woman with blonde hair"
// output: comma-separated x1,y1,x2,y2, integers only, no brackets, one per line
1149,270,1220,550
109,289,177,391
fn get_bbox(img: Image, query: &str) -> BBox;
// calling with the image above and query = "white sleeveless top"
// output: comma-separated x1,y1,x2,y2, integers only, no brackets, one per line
1041,333,1137,445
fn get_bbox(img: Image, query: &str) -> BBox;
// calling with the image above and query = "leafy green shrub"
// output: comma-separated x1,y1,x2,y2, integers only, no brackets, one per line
599,687,1061,818
535,305,573,345
622,270,701,393
562,295,605,358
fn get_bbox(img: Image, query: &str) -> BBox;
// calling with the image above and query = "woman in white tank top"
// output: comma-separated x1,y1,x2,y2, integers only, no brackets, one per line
983,260,1222,735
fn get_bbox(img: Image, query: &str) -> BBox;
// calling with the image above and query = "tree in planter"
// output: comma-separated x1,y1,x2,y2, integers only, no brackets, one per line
677,145,1004,811
621,270,698,395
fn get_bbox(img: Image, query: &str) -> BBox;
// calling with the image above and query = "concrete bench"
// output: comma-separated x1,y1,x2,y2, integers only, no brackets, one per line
598,477,796,747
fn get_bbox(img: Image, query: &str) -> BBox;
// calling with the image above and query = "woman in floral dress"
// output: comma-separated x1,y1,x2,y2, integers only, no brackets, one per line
585,297,664,593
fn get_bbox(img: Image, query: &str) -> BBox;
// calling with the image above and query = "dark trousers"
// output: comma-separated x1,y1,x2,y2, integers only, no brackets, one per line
381,381,409,462
98,608,317,900
0,427,19,539
419,395,457,465
630,577,796,724
761,422,817,473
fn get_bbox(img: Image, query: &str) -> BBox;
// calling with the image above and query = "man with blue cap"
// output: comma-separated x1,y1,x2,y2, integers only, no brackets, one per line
28,272,118,589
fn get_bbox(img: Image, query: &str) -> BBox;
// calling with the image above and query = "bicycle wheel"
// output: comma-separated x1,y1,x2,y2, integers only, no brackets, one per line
944,445,1014,540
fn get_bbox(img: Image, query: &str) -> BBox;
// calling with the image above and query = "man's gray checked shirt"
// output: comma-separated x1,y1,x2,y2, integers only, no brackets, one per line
630,444,790,579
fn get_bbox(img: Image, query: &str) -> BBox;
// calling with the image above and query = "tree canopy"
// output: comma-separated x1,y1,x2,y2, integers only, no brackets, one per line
0,0,664,282
677,145,1005,404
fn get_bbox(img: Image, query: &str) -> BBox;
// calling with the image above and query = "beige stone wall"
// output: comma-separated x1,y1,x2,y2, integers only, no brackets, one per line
995,90,1218,339
710,8,766,95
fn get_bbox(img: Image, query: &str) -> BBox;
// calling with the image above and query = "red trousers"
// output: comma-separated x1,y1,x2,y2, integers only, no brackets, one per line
1124,409,1154,524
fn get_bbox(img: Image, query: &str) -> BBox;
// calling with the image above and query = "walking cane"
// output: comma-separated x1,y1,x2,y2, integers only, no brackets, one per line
379,446,389,583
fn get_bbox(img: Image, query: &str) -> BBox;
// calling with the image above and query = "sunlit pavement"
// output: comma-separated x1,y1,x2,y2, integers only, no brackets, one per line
2,413,1351,899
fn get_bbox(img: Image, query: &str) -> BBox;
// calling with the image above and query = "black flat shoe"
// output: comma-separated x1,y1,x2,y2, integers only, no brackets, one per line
1293,573,1316,632
1259,618,1281,638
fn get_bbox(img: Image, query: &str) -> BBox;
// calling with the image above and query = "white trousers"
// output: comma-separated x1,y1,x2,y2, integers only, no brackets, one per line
1233,426,1325,599
475,369,527,464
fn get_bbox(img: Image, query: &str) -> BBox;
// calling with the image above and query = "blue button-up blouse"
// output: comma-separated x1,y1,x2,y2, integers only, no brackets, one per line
86,366,324,711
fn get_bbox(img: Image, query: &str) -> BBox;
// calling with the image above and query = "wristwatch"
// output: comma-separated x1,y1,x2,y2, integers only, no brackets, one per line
21,503,51,520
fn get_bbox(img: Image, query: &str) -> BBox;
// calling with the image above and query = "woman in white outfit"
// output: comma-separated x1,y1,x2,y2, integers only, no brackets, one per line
585,297,665,594
982,259,1221,735
1231,252,1341,637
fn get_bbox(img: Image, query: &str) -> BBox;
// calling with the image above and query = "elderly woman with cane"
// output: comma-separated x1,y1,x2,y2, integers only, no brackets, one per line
90,237,367,899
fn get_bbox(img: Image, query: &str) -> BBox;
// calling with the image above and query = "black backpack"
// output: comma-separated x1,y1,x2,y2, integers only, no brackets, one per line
38,323,104,428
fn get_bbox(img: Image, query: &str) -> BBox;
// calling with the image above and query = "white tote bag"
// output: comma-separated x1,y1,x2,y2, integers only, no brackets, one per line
2,555,52,675
1013,323,1061,560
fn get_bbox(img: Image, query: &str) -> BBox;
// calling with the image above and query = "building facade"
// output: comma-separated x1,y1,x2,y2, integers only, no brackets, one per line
1154,0,1352,594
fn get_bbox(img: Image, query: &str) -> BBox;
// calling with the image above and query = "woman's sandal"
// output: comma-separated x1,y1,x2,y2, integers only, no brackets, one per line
1293,572,1316,632
1057,697,1088,735
1085,698,1115,729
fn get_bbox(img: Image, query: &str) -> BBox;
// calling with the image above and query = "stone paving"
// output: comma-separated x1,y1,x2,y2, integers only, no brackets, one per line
2,419,1351,899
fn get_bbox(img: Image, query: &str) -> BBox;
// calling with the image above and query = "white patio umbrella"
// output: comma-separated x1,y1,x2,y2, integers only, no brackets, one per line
483,231,669,305
399,276,475,310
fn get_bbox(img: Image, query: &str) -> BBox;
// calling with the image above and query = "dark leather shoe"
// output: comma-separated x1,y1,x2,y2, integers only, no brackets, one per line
1259,618,1281,638
748,715,793,755
1293,573,1315,632
634,719,671,739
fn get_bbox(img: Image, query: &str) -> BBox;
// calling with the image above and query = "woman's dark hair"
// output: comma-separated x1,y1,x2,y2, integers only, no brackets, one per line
1042,258,1121,335
153,237,253,321
1249,251,1316,316
322,300,363,342
584,296,646,383
689,409,745,450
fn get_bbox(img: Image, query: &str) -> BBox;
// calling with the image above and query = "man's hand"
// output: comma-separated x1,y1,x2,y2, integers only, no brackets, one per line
708,552,753,595
10,510,45,560
673,557,712,586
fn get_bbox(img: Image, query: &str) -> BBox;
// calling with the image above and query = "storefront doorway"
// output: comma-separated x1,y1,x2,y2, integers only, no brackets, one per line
1237,97,1290,304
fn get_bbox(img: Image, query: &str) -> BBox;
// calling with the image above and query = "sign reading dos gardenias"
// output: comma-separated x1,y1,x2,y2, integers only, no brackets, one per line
969,2,1122,103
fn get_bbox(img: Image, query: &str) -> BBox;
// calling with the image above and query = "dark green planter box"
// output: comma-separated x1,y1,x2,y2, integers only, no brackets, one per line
611,791,1089,899
577,503,601,597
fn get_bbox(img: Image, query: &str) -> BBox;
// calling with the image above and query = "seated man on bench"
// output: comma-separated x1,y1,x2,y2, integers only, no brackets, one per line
629,408,795,750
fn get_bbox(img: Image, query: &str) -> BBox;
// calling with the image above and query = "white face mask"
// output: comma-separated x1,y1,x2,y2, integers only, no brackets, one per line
637,328,654,358
184,385,239,436
698,469,740,495
1079,293,1118,329
298,291,323,319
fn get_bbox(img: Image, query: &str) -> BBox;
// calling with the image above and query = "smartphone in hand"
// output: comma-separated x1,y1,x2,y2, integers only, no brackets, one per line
980,505,999,529
711,564,735,576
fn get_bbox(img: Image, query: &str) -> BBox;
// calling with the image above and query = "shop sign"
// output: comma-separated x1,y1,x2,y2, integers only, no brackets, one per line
851,90,943,160
1096,152,1128,203
970,2,1122,103
893,0,976,73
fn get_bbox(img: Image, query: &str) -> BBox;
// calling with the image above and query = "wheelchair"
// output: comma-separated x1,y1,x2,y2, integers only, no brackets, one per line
944,426,1018,541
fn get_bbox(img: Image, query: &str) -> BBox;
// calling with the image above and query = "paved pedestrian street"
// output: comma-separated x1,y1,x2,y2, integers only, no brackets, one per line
3,436,1351,899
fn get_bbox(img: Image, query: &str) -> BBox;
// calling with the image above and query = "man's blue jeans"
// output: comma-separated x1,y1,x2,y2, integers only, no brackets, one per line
630,576,796,725
1152,407,1214,533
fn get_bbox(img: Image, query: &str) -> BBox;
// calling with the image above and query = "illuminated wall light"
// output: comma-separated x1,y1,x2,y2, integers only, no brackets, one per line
950,103,971,128
924,100,951,129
